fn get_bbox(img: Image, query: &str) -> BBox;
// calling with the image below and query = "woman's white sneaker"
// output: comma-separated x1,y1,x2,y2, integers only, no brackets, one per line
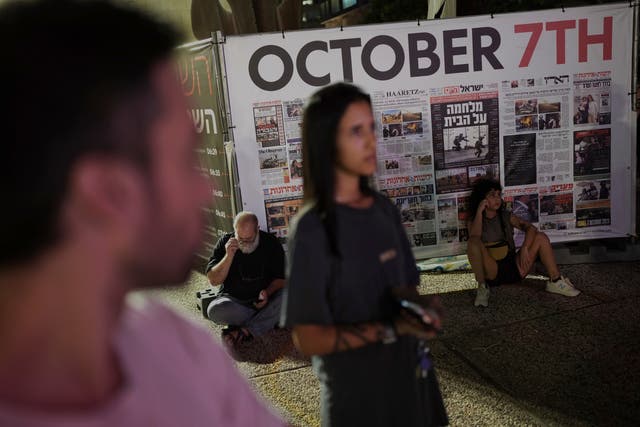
474,283,490,307
546,276,580,297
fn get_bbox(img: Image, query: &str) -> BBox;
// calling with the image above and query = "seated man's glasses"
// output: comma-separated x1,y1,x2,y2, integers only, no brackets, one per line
237,234,257,245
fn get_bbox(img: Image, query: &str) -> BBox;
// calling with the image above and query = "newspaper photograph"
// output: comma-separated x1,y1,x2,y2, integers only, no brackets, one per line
382,109,403,138
380,172,437,248
501,187,538,243
457,195,471,242
253,102,285,148
403,221,437,248
575,200,611,228
503,133,537,187
537,97,563,130
574,179,611,228
575,178,610,202
393,193,437,248
435,167,468,194
573,71,611,126
258,147,287,171
468,164,500,186
283,99,304,144
380,177,437,250
288,143,303,180
536,184,575,231
378,155,434,177
573,128,611,178
259,146,303,202
500,75,570,135
381,174,435,218
395,195,436,222
381,109,425,139
515,113,538,133
437,197,459,244
411,230,437,248
442,125,489,165
514,99,538,133
505,193,540,224
540,190,573,217
431,83,499,194
372,88,431,158
264,198,304,243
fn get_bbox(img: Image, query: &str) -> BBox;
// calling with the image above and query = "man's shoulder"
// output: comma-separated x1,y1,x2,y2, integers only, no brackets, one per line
257,229,273,239
122,294,199,335
120,294,224,362
114,296,287,427
258,230,282,248
258,230,277,239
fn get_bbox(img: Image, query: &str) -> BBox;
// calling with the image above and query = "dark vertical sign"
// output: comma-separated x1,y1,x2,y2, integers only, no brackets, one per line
176,44,233,261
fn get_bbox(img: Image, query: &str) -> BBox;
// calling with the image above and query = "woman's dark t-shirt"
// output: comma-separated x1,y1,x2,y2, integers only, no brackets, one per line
282,193,447,427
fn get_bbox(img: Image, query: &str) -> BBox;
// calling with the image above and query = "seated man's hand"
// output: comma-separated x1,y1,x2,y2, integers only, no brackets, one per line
225,237,239,256
254,290,268,309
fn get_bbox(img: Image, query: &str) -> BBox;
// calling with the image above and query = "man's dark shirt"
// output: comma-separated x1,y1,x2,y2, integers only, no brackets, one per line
206,230,285,303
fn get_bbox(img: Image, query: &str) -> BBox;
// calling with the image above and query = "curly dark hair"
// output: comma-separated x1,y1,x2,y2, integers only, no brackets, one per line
469,178,502,220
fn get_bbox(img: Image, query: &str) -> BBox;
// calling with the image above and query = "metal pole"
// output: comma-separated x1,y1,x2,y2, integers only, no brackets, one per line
632,1,639,111
213,31,243,215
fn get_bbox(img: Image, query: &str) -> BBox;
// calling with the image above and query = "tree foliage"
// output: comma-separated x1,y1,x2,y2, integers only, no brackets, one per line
470,0,624,15
364,0,429,24
365,0,624,25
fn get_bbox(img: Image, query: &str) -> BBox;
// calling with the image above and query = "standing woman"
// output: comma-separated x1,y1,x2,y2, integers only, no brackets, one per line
281,83,448,427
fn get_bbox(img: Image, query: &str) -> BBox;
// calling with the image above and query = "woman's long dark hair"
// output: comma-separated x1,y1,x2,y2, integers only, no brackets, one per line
468,178,502,220
301,82,373,255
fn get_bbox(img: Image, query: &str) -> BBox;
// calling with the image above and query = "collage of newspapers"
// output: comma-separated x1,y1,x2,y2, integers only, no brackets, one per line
251,72,612,249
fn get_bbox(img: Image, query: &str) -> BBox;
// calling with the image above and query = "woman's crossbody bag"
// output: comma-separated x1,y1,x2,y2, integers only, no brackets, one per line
484,240,509,261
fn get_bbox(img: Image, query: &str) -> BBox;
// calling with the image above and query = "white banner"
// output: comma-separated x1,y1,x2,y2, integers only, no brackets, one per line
223,3,635,257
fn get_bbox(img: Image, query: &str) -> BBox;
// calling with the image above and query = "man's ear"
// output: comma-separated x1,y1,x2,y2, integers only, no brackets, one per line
64,156,146,234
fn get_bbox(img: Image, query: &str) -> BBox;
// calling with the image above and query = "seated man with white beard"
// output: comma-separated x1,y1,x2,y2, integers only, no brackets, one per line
206,212,285,348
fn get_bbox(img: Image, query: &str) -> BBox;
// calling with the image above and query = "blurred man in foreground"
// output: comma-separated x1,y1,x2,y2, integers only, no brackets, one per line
0,1,284,425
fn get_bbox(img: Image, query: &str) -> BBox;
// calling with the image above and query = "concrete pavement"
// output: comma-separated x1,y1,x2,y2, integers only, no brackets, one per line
148,260,640,426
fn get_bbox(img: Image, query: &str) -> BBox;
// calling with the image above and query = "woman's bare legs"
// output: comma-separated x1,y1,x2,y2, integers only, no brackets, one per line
467,236,497,306
516,230,580,296
516,231,560,280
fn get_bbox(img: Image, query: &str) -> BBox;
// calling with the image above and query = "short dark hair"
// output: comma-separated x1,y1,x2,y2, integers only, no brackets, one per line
0,0,178,267
301,82,372,255
469,178,502,219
